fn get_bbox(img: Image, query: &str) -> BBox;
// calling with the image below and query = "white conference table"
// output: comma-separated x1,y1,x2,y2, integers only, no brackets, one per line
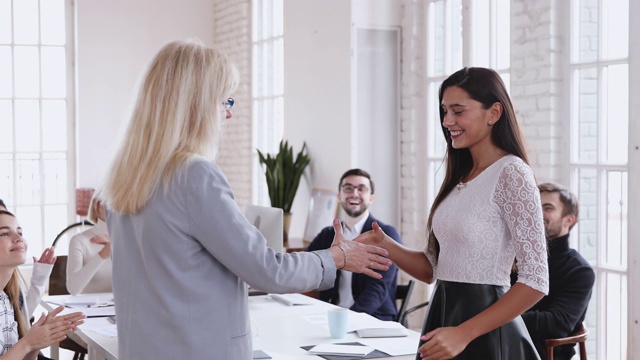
42,293,420,360
42,293,117,360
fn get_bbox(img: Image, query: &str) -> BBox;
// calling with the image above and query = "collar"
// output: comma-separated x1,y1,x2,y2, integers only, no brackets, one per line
547,233,570,255
343,211,370,235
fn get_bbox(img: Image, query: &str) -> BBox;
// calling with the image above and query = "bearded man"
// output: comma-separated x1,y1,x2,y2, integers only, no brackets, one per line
307,169,402,321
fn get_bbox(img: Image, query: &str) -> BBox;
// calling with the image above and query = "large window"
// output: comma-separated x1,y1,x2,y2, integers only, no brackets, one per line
252,0,284,205
569,0,629,358
0,0,73,260
425,0,510,203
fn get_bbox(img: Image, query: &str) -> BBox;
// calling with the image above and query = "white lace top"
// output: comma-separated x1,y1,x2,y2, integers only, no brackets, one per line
427,155,549,294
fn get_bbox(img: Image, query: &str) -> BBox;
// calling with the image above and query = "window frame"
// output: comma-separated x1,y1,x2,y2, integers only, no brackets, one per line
567,0,632,357
0,0,76,262
251,0,284,206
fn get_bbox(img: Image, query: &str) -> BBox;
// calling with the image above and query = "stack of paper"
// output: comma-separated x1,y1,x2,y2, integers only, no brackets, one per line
356,328,409,338
308,343,375,357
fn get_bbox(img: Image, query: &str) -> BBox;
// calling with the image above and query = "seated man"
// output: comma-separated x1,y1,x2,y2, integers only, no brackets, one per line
512,183,595,360
307,169,401,321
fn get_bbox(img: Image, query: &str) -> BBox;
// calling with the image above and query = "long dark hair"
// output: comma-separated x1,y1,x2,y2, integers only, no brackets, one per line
426,67,530,261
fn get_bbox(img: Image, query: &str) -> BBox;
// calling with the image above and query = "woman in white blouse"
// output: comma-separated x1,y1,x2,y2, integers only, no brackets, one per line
66,193,113,295
363,67,549,359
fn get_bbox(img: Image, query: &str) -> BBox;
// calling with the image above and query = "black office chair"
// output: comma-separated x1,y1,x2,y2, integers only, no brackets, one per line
395,280,430,328
395,280,415,327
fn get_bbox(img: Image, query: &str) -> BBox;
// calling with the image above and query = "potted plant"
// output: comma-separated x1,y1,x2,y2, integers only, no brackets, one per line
257,140,311,247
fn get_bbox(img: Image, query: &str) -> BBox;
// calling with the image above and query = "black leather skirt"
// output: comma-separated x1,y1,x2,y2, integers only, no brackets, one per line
416,281,540,360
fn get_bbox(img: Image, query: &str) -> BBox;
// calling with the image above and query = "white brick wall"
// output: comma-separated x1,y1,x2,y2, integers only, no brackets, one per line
398,0,431,330
510,0,564,183
213,0,253,208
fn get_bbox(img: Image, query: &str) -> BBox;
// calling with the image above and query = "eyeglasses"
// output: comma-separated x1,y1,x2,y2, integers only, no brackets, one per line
222,98,235,110
341,184,370,194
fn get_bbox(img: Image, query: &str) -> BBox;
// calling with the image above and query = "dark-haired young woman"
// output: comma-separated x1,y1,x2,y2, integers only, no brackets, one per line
362,67,548,359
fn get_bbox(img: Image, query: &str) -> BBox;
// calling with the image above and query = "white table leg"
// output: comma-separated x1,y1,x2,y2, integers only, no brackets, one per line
88,345,107,360
49,343,60,359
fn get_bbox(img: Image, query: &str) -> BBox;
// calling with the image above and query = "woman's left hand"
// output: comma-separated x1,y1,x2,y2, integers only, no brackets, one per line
418,326,471,360
33,247,56,265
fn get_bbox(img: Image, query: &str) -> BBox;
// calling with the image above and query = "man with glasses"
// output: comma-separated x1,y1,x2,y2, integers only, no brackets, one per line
307,169,402,321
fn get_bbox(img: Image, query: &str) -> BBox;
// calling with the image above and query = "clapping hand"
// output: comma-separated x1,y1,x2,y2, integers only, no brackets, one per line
23,306,86,352
33,247,56,265
329,219,391,279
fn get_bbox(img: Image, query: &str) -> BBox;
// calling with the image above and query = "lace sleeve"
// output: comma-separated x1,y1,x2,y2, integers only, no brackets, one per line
495,161,549,294
423,231,438,276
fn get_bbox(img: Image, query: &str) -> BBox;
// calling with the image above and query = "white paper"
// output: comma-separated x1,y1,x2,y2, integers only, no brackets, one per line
55,305,116,318
358,337,419,356
81,306,116,317
356,327,408,338
268,293,315,306
308,343,375,356
347,313,406,332
64,295,99,307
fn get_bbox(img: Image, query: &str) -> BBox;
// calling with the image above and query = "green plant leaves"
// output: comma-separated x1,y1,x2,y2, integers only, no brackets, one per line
257,140,311,213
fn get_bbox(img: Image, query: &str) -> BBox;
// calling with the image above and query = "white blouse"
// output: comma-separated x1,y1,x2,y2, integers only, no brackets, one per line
66,220,113,295
428,155,549,294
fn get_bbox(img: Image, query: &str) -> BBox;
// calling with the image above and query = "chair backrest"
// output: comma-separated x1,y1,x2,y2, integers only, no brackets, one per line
49,255,70,295
545,323,588,360
395,280,415,325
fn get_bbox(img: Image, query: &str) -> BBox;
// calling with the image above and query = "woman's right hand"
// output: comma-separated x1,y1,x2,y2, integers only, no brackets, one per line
355,221,389,247
91,234,111,259
328,219,391,279
23,306,86,351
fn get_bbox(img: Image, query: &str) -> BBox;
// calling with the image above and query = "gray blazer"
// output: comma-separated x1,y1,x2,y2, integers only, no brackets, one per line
106,158,337,360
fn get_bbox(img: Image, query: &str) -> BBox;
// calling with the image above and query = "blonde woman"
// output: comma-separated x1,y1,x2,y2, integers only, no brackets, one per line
0,210,85,360
102,39,391,360
66,192,112,295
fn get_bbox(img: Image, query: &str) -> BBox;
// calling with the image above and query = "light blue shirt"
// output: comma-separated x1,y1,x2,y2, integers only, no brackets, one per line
337,212,369,308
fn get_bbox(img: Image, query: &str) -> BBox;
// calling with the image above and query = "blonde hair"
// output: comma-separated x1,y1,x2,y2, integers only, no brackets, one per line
88,190,102,223
103,40,239,214
6,270,28,338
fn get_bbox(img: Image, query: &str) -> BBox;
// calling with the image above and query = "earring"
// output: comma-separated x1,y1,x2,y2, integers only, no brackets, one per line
488,121,493,126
